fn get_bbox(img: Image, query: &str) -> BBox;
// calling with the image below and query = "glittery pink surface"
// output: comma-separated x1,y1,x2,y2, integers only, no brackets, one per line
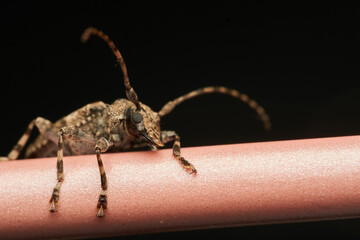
1,136,360,239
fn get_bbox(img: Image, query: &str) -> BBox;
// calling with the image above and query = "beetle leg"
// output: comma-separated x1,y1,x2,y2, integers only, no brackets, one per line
161,131,197,174
49,129,65,212
0,120,35,161
95,137,112,218
1,116,59,161
49,126,98,213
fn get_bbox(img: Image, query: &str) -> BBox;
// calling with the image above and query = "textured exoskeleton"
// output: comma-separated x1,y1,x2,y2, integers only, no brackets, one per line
0,27,271,217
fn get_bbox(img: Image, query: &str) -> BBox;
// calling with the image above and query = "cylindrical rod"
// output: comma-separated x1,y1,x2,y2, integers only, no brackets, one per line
1,136,360,239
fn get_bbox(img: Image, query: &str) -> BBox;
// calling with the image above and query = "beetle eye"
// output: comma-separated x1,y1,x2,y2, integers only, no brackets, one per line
132,112,143,123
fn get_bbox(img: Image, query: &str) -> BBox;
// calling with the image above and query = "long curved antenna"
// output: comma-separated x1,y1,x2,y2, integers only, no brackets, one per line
81,27,141,110
158,86,271,131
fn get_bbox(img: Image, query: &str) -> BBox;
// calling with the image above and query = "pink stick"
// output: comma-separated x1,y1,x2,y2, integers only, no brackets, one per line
1,136,360,239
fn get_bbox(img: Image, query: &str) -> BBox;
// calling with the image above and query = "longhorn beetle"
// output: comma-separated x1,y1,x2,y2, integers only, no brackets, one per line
0,27,271,218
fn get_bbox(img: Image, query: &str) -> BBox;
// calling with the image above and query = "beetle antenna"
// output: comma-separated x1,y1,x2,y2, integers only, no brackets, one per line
81,27,141,110
158,86,271,131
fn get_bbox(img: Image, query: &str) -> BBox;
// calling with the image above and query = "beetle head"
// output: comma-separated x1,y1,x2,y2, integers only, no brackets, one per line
126,104,163,148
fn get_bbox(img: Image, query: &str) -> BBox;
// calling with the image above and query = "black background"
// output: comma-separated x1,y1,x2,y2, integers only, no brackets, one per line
1,1,360,239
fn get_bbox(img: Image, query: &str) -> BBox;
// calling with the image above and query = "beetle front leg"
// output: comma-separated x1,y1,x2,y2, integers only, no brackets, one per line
49,126,96,213
95,137,112,218
161,131,197,174
49,129,65,212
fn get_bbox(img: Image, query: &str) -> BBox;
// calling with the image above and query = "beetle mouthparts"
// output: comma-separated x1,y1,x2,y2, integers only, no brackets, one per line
140,130,163,148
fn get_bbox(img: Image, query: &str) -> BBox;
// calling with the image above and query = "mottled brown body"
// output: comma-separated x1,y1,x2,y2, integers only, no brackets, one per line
25,101,108,158
1,27,271,218
25,100,159,158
